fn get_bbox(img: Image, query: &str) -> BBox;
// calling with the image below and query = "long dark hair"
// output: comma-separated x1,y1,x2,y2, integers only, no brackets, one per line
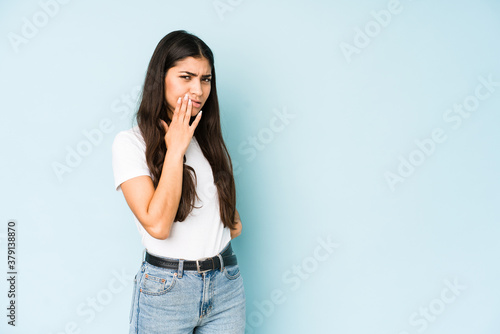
134,30,237,230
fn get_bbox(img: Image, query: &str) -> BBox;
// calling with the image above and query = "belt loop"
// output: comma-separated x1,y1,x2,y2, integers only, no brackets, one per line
217,254,224,272
178,259,184,278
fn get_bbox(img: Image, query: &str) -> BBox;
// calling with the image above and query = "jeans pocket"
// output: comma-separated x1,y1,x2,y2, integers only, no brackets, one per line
129,274,137,324
140,270,177,295
223,264,241,280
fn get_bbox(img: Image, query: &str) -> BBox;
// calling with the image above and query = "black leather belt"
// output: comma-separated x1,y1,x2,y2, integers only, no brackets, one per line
145,242,237,273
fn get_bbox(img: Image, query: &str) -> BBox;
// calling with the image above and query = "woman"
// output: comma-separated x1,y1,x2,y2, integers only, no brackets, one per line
112,30,246,333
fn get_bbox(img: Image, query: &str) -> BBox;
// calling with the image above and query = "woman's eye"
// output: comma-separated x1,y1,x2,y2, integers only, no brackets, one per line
180,76,210,82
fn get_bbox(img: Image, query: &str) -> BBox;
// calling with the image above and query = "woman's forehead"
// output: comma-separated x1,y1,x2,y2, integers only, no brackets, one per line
172,57,212,73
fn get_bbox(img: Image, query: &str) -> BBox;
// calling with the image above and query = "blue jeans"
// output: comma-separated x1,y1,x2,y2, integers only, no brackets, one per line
129,242,246,333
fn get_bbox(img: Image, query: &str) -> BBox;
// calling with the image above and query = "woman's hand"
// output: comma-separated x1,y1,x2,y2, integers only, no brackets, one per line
231,209,243,239
160,93,202,156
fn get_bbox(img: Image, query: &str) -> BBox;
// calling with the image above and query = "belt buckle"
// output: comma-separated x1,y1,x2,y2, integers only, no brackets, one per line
196,257,214,273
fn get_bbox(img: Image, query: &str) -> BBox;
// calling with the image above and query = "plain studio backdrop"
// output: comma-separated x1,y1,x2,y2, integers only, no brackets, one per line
1,0,499,333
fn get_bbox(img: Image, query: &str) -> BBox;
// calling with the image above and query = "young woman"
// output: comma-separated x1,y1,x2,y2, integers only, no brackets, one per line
112,30,246,333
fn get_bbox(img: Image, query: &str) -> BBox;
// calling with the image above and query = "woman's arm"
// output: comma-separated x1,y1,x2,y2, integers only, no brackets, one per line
120,95,201,240
120,150,184,240
231,208,243,239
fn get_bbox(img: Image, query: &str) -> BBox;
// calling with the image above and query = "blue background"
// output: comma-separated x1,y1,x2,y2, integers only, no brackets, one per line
1,0,499,333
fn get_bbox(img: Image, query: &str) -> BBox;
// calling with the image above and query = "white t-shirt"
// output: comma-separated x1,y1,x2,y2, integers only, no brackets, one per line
111,125,231,260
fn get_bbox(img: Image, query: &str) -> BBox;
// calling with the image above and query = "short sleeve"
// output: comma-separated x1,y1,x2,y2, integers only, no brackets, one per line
111,129,151,192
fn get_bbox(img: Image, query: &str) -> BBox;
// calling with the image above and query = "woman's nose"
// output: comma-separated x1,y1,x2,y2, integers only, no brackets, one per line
189,80,203,96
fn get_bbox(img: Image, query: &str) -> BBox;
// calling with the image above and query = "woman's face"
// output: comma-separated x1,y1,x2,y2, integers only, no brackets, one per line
164,56,212,119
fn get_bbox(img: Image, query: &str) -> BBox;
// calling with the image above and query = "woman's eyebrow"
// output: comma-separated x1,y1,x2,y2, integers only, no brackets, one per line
178,71,212,77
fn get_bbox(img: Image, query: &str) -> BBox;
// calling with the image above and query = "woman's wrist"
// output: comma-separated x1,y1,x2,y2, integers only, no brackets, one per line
164,149,184,163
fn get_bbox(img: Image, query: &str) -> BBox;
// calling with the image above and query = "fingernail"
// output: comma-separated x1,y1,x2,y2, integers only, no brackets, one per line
188,99,192,104
177,97,182,103
184,94,188,100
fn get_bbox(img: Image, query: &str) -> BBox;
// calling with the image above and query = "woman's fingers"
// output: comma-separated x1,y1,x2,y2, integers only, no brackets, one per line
189,109,202,131
171,93,201,131
184,98,193,125
160,119,168,132
172,96,182,120
179,94,189,121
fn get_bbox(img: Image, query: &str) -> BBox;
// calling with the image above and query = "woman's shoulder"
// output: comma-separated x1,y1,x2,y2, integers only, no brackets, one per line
112,125,146,149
